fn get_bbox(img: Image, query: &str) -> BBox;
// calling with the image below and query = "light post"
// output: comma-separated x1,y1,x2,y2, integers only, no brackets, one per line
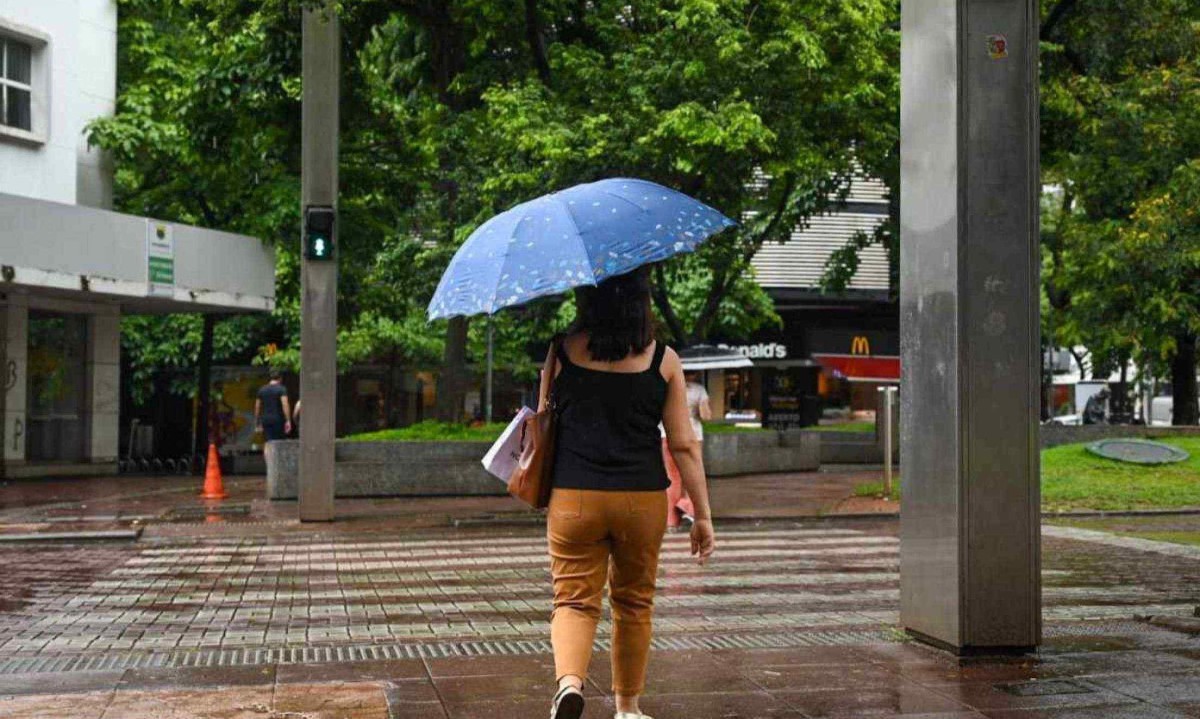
485,317,494,424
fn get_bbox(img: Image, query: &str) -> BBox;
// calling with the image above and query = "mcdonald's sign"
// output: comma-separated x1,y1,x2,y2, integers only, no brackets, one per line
850,336,871,356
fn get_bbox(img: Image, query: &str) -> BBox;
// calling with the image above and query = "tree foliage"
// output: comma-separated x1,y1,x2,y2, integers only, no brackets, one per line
94,0,900,419
1041,0,1200,422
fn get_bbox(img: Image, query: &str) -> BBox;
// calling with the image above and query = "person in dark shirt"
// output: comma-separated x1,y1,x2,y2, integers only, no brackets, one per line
254,371,292,441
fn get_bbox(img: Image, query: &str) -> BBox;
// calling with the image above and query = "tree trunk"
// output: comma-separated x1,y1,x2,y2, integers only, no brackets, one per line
1041,346,1053,421
1170,331,1198,425
1115,356,1129,423
383,349,398,429
435,317,469,422
650,264,688,346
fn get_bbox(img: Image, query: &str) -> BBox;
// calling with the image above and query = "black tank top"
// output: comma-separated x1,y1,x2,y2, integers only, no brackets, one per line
551,340,670,492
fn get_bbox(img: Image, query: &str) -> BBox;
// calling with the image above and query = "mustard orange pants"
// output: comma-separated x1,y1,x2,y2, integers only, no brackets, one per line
547,488,667,695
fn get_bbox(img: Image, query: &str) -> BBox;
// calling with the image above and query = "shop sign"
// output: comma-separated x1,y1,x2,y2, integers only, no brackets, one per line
146,220,175,297
717,342,789,360
762,368,802,429
850,336,871,356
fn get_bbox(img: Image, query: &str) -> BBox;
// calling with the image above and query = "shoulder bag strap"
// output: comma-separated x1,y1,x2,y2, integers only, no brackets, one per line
541,336,562,411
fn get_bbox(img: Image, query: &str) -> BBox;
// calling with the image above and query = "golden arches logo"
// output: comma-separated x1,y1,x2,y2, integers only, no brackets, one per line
850,336,871,356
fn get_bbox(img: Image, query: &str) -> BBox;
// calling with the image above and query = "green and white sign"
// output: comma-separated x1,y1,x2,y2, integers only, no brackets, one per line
146,220,175,297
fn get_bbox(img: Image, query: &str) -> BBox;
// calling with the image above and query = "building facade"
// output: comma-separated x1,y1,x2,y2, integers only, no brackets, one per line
1,0,275,477
709,173,899,427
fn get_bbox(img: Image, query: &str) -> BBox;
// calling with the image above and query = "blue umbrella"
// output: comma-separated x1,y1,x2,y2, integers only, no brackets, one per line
427,178,736,320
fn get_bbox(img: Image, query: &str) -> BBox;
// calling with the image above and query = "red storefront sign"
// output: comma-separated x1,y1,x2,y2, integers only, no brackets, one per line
812,353,901,382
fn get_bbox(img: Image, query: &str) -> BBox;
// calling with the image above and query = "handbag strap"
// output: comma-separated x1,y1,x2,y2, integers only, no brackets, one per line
540,335,563,411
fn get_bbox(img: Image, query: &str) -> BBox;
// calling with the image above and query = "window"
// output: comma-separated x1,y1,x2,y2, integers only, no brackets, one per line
0,20,48,144
1,37,33,132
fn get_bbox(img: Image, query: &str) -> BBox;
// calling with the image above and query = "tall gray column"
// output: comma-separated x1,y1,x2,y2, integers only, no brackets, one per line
2,296,28,472
299,2,339,522
85,308,120,465
899,0,1041,652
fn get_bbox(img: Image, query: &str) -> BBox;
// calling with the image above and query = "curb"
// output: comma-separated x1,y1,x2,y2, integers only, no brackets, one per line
454,507,1200,527
0,528,143,543
1042,508,1200,519
1142,614,1200,635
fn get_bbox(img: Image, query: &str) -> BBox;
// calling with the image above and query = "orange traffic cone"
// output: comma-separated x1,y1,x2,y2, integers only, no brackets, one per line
200,443,228,499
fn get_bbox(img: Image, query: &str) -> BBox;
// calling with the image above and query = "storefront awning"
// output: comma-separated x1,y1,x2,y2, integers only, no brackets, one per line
679,344,755,371
812,353,900,382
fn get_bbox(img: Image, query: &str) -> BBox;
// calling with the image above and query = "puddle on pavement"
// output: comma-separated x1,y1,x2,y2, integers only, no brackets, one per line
1039,635,1142,654
163,504,253,523
0,586,35,613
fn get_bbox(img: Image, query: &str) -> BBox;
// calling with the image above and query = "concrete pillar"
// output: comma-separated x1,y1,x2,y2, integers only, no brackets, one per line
86,308,120,464
2,296,28,468
899,0,1041,652
299,1,339,521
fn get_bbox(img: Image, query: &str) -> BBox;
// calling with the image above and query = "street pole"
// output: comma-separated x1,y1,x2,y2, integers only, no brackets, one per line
299,0,338,522
195,313,214,464
877,386,895,497
485,317,494,424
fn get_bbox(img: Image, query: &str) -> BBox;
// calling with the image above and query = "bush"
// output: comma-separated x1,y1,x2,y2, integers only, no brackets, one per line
346,420,507,442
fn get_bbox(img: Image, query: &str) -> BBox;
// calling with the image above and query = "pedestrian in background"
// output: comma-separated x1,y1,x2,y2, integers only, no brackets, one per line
254,371,292,443
543,268,716,719
663,370,711,525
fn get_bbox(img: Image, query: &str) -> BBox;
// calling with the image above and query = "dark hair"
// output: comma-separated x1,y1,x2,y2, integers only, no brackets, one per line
269,370,283,381
570,267,655,362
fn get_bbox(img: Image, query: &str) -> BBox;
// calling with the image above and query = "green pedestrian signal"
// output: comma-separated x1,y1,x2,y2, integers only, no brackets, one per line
304,206,336,261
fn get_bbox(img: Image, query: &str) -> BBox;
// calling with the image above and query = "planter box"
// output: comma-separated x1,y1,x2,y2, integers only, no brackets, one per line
818,431,887,465
703,429,820,477
266,440,507,499
268,428,832,500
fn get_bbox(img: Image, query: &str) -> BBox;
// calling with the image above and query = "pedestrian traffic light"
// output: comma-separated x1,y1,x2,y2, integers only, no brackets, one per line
304,206,335,261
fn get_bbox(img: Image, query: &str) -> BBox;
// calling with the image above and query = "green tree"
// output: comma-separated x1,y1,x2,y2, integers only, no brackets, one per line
86,0,304,416
1041,0,1200,423
95,0,902,424
472,0,899,345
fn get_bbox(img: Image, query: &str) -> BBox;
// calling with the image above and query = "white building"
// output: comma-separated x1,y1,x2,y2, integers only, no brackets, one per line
1,1,275,477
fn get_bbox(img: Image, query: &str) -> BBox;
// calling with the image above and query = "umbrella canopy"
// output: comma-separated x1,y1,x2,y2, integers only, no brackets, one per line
427,178,735,320
678,344,755,371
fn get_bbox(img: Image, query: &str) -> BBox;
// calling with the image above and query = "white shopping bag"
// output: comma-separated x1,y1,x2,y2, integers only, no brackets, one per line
481,407,536,484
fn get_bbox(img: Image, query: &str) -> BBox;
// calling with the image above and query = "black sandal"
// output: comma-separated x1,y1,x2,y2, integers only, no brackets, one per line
551,683,585,719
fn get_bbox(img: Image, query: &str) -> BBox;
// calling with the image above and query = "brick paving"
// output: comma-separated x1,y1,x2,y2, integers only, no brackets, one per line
0,475,1198,717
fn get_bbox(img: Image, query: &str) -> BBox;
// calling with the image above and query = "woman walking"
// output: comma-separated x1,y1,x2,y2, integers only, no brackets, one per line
542,268,717,719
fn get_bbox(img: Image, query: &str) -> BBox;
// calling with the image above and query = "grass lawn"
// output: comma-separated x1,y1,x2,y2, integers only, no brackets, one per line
346,420,508,442
703,423,769,434
1041,437,1200,511
810,421,876,433
851,437,1200,511
854,480,901,502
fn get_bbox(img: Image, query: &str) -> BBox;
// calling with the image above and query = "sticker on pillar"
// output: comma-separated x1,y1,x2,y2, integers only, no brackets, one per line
146,221,175,298
987,35,1009,59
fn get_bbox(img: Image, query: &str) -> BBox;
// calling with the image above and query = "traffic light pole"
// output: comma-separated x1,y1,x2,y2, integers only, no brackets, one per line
299,0,338,522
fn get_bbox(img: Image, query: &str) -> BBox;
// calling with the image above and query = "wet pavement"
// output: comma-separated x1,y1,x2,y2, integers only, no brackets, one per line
0,474,1198,717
